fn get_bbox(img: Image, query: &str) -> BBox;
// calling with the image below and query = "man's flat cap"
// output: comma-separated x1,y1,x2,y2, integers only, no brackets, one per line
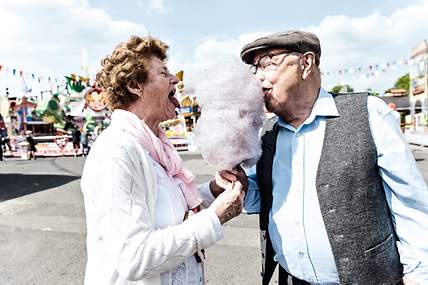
240,30,321,64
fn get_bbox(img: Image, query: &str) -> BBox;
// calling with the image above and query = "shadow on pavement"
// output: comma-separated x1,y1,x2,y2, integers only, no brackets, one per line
0,173,80,202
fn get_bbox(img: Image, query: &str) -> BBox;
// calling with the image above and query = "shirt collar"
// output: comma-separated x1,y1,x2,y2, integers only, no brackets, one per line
277,87,339,131
310,88,340,118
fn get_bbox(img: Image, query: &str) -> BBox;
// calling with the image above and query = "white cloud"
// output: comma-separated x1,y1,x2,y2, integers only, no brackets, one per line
308,1,428,92
170,32,270,85
182,0,428,93
0,0,146,82
191,33,269,63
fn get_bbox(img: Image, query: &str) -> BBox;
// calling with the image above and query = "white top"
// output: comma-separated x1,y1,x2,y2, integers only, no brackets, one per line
81,123,223,285
153,161,203,285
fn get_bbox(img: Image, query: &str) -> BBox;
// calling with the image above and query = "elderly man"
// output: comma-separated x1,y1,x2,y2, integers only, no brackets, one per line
206,31,428,284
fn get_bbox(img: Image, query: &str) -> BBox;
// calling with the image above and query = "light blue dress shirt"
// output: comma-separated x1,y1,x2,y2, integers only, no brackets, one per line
244,88,428,284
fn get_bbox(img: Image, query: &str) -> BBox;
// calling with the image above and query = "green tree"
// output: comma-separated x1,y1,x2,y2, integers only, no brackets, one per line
393,73,410,92
330,84,354,93
366,88,380,97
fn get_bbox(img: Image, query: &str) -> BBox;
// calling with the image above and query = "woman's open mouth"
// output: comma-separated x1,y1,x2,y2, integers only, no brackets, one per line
168,89,181,108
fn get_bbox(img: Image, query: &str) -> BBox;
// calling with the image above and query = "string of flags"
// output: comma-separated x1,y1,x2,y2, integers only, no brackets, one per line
0,63,94,97
0,63,62,84
1,54,426,83
321,56,426,78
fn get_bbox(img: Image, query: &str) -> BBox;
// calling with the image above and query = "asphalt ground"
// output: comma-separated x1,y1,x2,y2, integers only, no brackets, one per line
0,146,427,285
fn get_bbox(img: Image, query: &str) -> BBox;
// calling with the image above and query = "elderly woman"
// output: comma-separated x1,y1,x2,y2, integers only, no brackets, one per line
81,36,244,285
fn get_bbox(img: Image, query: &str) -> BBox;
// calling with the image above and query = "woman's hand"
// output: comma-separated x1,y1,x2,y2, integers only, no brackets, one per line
209,181,244,224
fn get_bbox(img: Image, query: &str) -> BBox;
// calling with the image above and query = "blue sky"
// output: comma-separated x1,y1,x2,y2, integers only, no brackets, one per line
0,0,427,95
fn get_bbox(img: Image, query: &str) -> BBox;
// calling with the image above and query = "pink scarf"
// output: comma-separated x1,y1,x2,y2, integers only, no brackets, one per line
111,109,203,210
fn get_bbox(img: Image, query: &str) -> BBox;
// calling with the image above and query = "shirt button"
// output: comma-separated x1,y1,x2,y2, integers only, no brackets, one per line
298,251,305,257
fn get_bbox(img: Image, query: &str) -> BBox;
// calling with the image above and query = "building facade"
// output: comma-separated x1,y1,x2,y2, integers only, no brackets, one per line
410,40,428,132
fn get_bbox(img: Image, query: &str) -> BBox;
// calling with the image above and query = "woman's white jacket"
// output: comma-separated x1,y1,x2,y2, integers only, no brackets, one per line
81,124,223,285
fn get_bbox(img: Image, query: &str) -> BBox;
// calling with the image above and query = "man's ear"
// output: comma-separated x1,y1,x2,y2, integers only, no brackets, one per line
301,52,316,80
126,81,142,97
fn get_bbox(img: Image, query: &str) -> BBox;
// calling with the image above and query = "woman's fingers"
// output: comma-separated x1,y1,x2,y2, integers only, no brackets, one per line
231,180,242,192
215,172,230,189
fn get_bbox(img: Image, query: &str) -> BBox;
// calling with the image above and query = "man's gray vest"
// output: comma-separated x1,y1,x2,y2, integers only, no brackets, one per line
256,93,403,285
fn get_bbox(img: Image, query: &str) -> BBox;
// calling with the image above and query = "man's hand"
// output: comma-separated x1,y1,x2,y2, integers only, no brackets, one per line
234,166,249,193
209,178,225,198
209,181,244,224
209,166,249,198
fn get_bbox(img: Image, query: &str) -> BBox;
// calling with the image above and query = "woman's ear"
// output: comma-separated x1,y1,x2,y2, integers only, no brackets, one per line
126,81,143,97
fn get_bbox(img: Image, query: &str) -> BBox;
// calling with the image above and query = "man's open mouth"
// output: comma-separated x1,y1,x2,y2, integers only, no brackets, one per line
262,88,271,101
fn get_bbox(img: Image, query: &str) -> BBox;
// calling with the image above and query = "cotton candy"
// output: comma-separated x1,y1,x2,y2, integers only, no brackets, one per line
192,60,266,170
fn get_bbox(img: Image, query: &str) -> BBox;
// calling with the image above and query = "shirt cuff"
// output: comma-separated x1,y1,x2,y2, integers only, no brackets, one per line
243,179,260,214
185,207,224,250
198,182,216,206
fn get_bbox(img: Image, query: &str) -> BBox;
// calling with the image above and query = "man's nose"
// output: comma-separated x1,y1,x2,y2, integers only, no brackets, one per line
255,71,266,82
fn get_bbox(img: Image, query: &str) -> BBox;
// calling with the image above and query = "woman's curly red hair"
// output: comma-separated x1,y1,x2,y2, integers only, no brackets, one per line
96,36,169,110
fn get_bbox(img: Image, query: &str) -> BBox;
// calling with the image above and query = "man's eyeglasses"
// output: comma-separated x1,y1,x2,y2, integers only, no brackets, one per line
249,50,295,74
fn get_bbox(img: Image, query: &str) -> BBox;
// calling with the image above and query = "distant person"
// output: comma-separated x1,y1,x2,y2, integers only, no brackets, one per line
81,131,90,156
0,113,10,141
0,131,3,161
25,130,37,160
71,126,81,157
0,113,12,161
0,140,3,161
80,35,244,285
87,132,95,151
64,115,74,131
9,104,18,135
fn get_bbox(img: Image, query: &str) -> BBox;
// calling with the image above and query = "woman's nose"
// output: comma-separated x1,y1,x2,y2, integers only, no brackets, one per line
171,75,179,84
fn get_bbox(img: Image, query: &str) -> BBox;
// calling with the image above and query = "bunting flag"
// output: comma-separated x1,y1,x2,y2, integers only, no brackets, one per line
0,63,77,99
320,57,415,78
0,63,69,91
